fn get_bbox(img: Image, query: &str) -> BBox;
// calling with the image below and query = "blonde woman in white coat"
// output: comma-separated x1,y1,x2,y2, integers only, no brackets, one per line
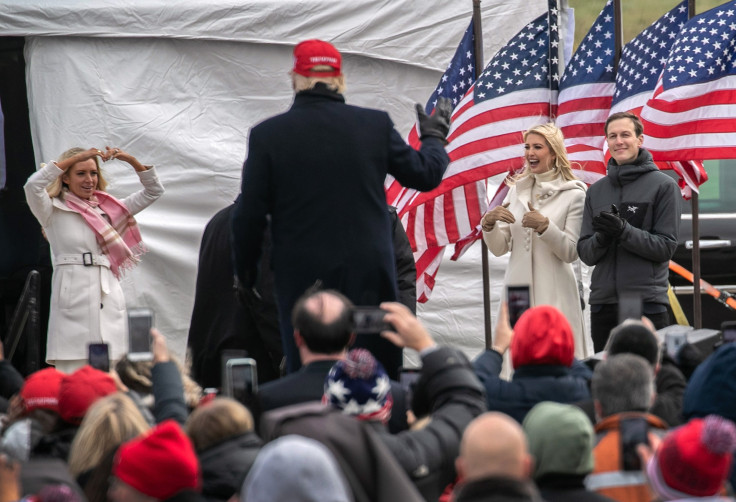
482,123,590,359
24,146,164,373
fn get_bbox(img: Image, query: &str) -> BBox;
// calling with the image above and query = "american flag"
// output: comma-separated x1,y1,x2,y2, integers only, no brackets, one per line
443,2,561,262
384,21,484,303
556,0,616,176
389,4,560,302
640,0,736,162
612,0,707,197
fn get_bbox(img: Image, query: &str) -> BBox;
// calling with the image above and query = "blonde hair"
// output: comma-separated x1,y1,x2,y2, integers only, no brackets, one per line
46,147,108,198
509,123,577,185
291,65,346,94
67,393,149,476
185,397,254,451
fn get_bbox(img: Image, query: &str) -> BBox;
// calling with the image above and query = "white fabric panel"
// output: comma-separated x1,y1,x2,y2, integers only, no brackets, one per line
15,0,556,360
2,0,547,71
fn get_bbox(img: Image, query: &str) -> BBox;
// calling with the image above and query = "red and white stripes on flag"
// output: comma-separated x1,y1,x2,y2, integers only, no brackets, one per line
388,6,560,302
556,0,616,177
609,0,707,198
639,0,736,163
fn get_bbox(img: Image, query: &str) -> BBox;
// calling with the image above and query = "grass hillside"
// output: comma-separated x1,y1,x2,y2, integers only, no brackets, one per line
567,0,728,51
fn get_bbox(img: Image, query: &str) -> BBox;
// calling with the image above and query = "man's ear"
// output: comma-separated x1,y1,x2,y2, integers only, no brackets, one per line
594,399,603,422
294,330,304,348
455,456,466,481
523,453,535,480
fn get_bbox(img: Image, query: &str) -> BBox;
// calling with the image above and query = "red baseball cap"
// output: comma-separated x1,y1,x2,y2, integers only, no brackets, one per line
20,367,64,414
293,39,342,77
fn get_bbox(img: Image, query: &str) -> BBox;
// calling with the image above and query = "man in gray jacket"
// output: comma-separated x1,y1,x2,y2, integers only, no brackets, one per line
577,112,681,352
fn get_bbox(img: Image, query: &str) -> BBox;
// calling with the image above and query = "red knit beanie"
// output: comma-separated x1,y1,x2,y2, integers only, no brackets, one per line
113,420,200,500
510,305,574,369
649,415,736,497
20,367,64,414
57,365,117,425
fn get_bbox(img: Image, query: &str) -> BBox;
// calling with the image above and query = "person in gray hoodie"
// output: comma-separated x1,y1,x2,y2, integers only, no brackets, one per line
577,112,681,351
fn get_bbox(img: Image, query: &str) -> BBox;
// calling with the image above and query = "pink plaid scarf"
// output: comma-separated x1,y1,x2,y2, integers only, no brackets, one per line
63,190,147,279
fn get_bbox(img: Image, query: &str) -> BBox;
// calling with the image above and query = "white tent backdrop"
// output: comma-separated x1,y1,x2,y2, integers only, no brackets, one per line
1,0,584,361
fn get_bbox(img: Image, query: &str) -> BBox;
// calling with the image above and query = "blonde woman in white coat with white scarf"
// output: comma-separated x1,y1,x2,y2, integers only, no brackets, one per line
482,123,591,360
24,146,164,373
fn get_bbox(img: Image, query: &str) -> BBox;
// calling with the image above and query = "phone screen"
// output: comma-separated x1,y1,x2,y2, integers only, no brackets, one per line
88,343,110,372
128,308,153,361
507,286,531,328
620,417,649,471
226,358,258,405
220,349,248,391
351,307,391,334
618,294,643,324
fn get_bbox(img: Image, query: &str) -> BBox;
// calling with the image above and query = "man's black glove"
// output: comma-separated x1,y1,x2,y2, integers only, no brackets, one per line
593,205,626,240
415,97,453,143
593,231,614,247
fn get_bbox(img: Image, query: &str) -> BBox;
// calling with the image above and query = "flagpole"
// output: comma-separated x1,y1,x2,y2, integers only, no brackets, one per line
687,0,703,329
472,0,493,349
548,0,558,119
613,0,623,70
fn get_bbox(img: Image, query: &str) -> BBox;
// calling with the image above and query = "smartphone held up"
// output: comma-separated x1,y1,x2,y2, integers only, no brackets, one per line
88,343,110,372
351,307,392,335
128,307,154,362
506,285,531,328
224,357,258,405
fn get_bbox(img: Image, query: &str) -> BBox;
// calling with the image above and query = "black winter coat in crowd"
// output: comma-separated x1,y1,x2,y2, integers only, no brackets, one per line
198,432,263,502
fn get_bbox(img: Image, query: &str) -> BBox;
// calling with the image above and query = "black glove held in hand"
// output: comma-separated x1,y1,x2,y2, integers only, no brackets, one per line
415,97,453,142
593,210,626,239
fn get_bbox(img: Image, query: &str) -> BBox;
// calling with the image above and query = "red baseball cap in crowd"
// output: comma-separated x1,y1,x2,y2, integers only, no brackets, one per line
57,365,117,424
20,367,65,414
292,39,342,77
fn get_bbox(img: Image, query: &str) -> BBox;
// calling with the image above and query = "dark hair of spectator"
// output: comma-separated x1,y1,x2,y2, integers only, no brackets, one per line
292,289,354,354
608,321,660,367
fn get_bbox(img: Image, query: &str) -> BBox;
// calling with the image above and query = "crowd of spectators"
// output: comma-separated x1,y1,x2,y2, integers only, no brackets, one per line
0,288,735,502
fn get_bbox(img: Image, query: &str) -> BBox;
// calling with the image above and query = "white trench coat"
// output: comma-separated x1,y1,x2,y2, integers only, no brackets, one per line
24,162,164,364
483,172,590,359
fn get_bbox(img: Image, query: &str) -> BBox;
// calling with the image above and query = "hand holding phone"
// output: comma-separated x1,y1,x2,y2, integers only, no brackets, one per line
128,308,154,362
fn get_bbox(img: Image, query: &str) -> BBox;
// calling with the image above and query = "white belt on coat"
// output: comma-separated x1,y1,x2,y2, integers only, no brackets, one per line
54,253,113,294
54,253,111,268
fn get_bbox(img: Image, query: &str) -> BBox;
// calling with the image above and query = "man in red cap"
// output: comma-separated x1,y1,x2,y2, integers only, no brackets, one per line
232,39,452,377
